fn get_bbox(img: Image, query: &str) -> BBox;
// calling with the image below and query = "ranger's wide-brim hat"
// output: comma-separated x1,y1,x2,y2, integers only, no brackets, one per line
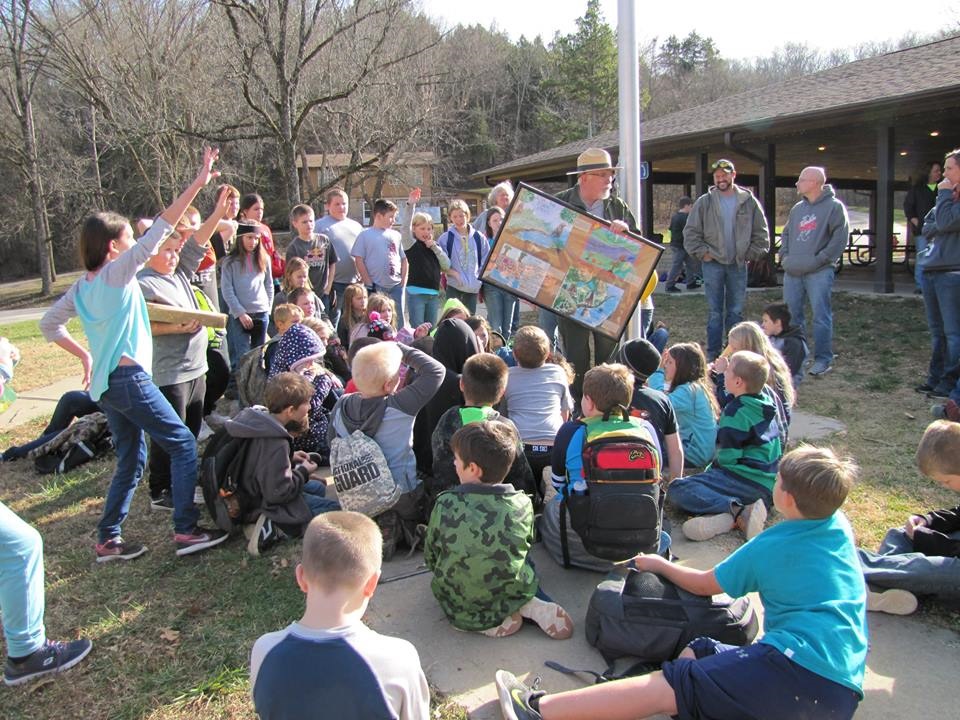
567,147,623,175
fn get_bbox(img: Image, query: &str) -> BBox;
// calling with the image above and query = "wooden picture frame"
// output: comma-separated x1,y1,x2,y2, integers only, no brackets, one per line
479,183,663,341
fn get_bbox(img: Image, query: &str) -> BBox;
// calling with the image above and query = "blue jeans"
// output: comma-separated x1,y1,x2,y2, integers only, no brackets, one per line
445,286,478,314
701,261,747,359
227,311,268,371
640,308,669,354
921,271,960,400
374,283,407,327
0,502,45,657
858,527,960,601
2,390,98,461
538,308,560,349
96,365,199,539
667,467,773,515
783,265,835,367
406,290,441,327
483,283,518,337
328,281,352,330
913,234,927,289
303,479,341,516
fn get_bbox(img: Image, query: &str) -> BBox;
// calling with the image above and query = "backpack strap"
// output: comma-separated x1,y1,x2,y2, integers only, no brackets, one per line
444,229,455,260
472,229,484,261
559,499,572,569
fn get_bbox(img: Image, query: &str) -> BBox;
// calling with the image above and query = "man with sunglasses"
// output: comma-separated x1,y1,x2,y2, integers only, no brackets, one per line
684,159,770,360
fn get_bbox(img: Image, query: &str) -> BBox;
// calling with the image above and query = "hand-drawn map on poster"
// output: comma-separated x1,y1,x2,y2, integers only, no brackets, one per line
481,183,663,340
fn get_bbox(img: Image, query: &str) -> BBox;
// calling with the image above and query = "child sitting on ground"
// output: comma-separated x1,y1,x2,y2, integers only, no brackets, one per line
540,363,666,572
615,338,684,481
858,419,960,615
250,511,429,719
429,353,535,506
227,372,340,556
648,342,719,470
328,341,444,557
498,444,868,720
501,326,575,490
670,351,782,543
425,422,573,639
272,303,304,336
761,302,809,386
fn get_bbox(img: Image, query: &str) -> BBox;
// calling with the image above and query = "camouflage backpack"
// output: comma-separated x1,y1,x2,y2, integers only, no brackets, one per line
329,406,400,518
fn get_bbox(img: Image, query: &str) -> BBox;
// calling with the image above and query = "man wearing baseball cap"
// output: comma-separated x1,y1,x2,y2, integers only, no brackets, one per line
552,147,640,398
684,159,770,360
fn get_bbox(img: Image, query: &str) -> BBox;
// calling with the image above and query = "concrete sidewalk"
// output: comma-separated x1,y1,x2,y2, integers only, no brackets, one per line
0,374,85,431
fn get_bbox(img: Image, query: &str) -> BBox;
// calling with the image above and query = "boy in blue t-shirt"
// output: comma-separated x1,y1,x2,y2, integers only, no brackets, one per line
251,511,429,720
497,444,868,720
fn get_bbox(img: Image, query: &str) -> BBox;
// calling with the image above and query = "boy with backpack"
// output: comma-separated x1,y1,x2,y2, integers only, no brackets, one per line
215,372,340,556
250,511,430,719
540,363,664,572
669,350,782,543
328,341,443,558
429,353,535,507
425,422,573,639
497,445,868,720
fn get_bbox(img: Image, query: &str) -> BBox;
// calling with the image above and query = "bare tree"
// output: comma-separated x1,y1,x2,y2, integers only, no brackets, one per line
211,0,438,207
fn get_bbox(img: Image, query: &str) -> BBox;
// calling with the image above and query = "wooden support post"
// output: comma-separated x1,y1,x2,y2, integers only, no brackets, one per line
694,153,709,197
875,125,895,293
759,144,777,261
642,173,654,238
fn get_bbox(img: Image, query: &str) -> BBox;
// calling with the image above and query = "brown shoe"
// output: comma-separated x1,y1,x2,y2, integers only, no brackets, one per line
519,597,574,639
734,500,767,540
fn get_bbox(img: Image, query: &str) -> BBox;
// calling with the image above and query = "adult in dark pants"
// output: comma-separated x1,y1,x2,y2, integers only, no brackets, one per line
905,161,943,293
665,196,700,292
555,148,640,400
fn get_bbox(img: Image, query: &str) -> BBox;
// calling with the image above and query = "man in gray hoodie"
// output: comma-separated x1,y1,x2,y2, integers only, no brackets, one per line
779,167,849,377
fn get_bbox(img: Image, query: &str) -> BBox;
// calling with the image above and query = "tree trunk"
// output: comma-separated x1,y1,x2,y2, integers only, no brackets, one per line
23,95,52,294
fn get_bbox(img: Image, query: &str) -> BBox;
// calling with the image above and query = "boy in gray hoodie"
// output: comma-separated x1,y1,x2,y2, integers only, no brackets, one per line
328,342,444,557
779,166,849,377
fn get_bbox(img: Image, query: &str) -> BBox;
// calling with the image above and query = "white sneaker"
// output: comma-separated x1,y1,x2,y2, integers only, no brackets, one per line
197,420,214,442
682,513,735,541
734,499,768,540
867,588,918,615
518,597,574,639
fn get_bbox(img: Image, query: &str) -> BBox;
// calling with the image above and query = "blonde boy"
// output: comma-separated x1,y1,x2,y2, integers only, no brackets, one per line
272,303,304,335
859,419,960,614
498,445,868,720
250,512,429,719
327,342,443,555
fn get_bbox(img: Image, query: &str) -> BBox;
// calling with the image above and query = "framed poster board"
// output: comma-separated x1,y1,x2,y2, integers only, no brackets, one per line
479,183,663,341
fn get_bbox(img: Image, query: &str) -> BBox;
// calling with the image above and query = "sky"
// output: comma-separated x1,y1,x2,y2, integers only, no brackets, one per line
417,0,960,61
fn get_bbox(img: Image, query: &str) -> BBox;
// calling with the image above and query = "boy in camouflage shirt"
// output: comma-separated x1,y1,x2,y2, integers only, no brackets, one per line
424,422,573,639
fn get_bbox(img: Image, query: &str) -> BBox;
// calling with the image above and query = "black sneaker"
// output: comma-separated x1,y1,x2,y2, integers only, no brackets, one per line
686,281,702,290
4,638,93,686
246,514,286,557
495,670,544,720
665,285,682,293
915,383,935,394
95,537,148,563
927,388,950,400
174,526,229,557
149,490,174,512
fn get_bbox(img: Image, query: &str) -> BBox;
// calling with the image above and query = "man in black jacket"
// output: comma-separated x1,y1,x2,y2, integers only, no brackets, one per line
664,196,700,292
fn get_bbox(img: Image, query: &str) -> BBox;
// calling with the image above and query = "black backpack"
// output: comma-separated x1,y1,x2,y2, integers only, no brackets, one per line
30,412,113,475
560,411,662,566
585,569,759,665
199,427,255,534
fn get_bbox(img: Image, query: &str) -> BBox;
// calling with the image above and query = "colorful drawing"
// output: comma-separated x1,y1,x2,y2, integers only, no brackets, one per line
552,266,623,329
489,247,551,298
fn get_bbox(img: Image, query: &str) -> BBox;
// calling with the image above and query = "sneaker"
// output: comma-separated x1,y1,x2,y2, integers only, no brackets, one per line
197,420,214,443
495,669,544,720
665,285,682,293
4,638,93,687
914,383,935,394
174,526,229,557
95,537,148,563
927,388,950,400
686,281,702,290
931,399,960,422
734,499,767,540
682,513,734,541
149,490,174,512
809,362,832,377
245,514,285,557
480,613,523,638
518,597,574,640
867,588,918,616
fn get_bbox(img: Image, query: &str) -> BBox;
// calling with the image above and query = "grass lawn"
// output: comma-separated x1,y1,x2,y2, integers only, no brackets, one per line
0,288,957,718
